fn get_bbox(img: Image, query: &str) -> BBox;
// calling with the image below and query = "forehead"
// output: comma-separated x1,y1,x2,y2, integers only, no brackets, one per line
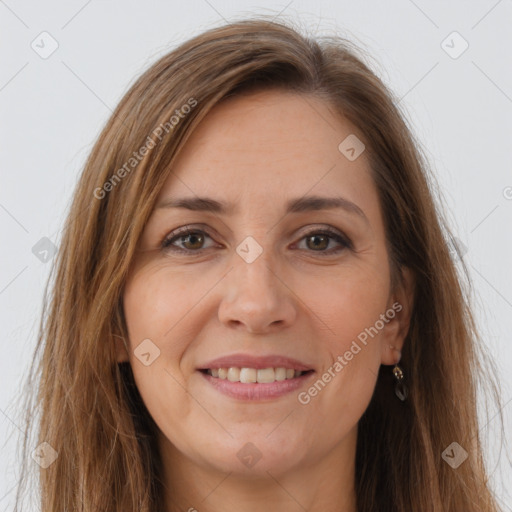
157,89,377,214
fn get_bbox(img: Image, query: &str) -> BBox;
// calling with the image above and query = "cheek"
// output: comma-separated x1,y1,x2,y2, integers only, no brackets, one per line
122,263,222,416
123,263,207,352
303,263,390,355
294,264,389,429
122,267,203,440
122,264,190,384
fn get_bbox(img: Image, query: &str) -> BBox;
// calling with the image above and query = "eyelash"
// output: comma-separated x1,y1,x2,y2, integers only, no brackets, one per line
160,225,353,256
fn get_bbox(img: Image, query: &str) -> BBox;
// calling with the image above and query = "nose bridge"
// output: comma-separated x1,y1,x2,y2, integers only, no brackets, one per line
231,234,280,301
218,232,296,332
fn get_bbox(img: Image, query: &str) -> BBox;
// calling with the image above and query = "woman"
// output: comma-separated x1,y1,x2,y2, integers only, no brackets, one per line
15,17,506,512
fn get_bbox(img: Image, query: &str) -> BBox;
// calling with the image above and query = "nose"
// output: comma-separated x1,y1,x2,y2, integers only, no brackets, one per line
218,249,297,334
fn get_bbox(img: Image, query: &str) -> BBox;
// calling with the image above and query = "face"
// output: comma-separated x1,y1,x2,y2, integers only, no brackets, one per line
120,89,413,479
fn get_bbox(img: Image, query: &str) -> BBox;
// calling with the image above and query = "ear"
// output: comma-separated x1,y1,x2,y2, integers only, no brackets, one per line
380,266,415,366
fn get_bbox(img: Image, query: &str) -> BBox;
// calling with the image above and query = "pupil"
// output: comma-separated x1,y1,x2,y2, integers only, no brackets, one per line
185,233,203,249
309,234,327,250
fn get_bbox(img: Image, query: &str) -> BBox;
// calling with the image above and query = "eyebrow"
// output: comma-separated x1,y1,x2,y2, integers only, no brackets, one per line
155,195,369,224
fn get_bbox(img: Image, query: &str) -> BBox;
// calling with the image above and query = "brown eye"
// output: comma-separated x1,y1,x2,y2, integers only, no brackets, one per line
305,234,329,251
178,232,205,250
296,228,351,255
162,228,215,252
161,225,351,255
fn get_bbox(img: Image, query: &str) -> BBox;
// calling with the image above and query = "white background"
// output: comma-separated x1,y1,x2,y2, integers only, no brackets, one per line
1,1,511,510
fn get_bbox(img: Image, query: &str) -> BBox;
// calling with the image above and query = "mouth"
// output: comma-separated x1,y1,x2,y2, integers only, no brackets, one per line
199,367,314,383
196,354,315,400
197,366,316,401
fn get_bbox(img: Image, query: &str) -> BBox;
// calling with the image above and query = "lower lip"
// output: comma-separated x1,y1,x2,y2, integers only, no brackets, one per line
198,370,315,400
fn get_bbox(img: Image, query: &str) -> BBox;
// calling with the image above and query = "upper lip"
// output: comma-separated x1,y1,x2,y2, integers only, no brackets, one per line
198,354,314,371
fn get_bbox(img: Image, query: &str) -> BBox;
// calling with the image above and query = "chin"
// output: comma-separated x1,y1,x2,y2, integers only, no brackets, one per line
194,432,309,478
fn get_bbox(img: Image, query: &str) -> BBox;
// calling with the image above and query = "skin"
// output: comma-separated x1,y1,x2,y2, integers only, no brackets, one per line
119,89,415,512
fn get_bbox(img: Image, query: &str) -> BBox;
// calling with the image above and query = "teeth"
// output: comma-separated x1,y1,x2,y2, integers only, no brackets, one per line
227,367,240,382
240,368,257,383
205,367,307,383
274,367,287,381
256,368,275,383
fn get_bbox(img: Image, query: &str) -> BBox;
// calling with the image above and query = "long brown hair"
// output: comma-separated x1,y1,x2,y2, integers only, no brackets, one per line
14,16,507,511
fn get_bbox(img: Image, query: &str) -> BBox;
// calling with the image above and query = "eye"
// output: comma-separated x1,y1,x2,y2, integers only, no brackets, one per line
161,226,216,252
161,225,352,255
294,226,352,255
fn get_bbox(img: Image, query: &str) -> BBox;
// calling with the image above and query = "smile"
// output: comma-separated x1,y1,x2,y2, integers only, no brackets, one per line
201,367,311,383
198,368,315,400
